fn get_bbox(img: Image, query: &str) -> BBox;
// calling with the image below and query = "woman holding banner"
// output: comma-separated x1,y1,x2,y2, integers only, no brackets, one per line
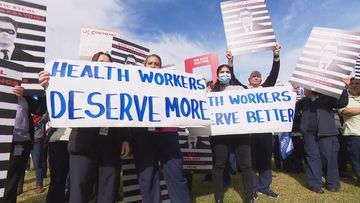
67,52,131,203
131,54,191,203
227,44,281,198
210,64,256,203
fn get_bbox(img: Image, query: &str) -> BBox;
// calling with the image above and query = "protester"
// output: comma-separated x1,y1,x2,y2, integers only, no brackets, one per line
131,54,191,203
296,78,349,193
66,52,131,203
227,43,281,198
340,77,360,185
2,74,47,203
45,127,71,203
17,113,48,194
210,64,256,203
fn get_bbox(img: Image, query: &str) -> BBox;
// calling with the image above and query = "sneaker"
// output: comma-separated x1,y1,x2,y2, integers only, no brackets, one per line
307,186,324,194
325,186,339,192
257,189,279,198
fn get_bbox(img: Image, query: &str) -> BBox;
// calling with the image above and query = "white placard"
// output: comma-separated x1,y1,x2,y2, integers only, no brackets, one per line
45,59,210,128
208,86,296,135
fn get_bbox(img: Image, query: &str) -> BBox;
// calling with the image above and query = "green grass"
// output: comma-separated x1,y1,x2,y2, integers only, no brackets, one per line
17,166,360,203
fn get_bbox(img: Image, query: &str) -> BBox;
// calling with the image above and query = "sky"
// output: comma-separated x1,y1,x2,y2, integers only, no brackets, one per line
46,0,360,84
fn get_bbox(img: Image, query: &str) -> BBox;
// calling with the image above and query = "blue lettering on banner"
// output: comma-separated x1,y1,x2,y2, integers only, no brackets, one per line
208,96,224,106
246,108,295,123
137,69,205,90
50,62,67,77
165,97,209,120
85,92,105,118
50,91,66,118
106,94,117,119
119,93,133,121
228,91,291,105
215,112,240,125
281,91,291,101
50,91,162,122
68,91,85,119
50,62,129,81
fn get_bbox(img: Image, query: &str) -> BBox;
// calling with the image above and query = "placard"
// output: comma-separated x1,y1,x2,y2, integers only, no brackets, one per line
290,27,360,98
220,0,276,55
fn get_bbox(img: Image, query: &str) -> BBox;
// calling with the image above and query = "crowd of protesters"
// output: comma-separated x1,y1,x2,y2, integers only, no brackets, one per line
1,46,359,203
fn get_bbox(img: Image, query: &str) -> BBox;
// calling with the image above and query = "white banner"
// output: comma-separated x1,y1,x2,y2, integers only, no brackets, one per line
208,86,296,135
45,60,210,128
79,27,120,60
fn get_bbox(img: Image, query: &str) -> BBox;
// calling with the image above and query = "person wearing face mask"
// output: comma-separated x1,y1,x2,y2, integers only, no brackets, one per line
130,54,191,203
227,44,281,198
210,64,256,203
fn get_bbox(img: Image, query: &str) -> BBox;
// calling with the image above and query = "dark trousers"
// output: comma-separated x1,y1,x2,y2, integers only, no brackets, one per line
346,136,360,183
338,135,348,176
46,141,69,203
132,132,190,203
251,133,273,191
2,141,32,203
211,135,255,202
69,142,121,203
283,136,304,173
273,134,281,169
303,132,340,189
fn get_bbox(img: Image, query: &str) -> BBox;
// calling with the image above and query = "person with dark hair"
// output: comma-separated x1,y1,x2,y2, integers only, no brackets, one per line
2,65,47,203
0,16,40,62
340,77,360,185
131,54,191,203
210,63,256,203
227,43,281,198
297,78,349,193
65,52,130,203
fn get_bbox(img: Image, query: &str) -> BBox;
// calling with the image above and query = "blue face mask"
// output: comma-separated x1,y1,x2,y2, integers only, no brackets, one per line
218,72,231,85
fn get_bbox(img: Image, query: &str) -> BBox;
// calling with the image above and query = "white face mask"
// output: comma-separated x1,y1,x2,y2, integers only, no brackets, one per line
218,72,231,85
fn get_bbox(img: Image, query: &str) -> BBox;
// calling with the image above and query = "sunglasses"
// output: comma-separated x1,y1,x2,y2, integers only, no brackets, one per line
0,28,16,35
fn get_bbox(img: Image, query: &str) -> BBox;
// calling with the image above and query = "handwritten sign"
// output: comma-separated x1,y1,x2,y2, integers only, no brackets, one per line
208,86,296,135
45,60,210,128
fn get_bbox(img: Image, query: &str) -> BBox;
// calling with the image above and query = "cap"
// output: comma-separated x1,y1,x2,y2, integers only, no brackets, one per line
249,71,261,78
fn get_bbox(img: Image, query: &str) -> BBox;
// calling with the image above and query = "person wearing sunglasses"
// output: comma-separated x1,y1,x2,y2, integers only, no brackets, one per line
0,16,38,62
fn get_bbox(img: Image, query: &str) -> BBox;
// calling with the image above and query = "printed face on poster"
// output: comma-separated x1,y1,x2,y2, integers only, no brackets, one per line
0,1,46,94
178,128,213,171
45,59,210,128
111,37,149,66
220,0,276,56
290,27,360,98
79,27,120,60
184,53,219,84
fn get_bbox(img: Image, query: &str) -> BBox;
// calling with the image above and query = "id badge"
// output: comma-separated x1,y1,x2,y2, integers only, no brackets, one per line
14,144,24,156
99,127,109,136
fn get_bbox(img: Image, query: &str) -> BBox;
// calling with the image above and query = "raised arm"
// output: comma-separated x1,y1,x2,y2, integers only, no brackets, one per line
262,43,281,87
226,50,233,68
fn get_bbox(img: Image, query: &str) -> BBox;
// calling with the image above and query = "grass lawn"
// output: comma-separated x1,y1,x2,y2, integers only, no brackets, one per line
17,166,360,203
